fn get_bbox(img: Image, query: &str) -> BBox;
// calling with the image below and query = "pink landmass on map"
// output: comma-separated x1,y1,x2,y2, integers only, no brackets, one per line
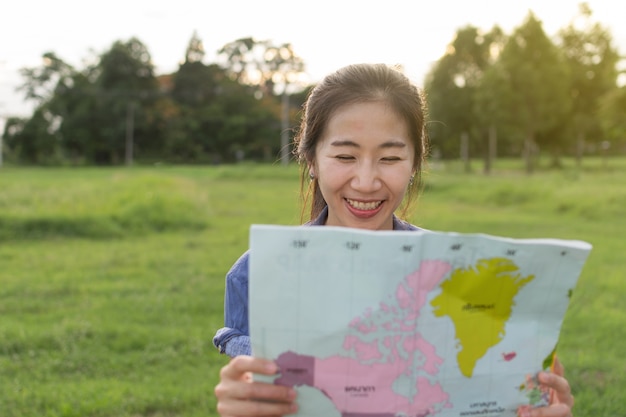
397,260,453,321
343,335,383,361
275,260,454,417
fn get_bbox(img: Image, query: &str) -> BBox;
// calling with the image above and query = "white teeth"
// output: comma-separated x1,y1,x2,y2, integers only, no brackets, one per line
347,199,382,210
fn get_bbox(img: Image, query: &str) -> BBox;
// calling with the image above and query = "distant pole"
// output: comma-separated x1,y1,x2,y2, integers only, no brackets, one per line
576,133,584,169
280,91,290,165
125,102,134,166
0,106,4,168
489,125,497,164
460,131,470,173
601,140,610,170
484,125,497,175
0,64,7,167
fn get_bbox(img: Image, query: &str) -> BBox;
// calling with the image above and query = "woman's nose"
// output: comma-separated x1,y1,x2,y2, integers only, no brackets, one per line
351,163,382,192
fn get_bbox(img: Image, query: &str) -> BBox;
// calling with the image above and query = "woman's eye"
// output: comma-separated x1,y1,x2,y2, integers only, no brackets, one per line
336,155,355,161
382,156,401,162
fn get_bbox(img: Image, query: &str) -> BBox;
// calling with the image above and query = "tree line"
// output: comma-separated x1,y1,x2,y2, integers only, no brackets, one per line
425,4,624,173
2,3,624,169
2,32,308,165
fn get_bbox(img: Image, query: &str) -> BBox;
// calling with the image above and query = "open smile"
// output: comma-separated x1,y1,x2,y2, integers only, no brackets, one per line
345,198,383,211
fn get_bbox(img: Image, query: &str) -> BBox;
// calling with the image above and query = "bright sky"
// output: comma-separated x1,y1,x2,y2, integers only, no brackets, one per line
0,0,624,119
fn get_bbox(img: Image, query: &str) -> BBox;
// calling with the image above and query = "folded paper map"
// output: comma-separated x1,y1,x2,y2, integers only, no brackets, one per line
249,225,592,417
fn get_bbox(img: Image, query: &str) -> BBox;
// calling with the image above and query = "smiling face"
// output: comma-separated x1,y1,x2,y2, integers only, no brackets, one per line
312,101,415,230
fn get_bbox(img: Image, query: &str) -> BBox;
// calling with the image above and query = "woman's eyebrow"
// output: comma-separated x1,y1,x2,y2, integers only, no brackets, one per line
379,140,407,149
329,139,407,148
330,139,359,148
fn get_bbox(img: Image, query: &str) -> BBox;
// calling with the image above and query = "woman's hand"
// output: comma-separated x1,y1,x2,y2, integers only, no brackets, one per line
215,355,298,417
519,357,574,417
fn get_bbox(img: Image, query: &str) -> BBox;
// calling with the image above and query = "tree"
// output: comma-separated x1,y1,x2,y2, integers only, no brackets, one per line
94,37,159,164
1,110,57,164
172,33,221,107
491,12,571,172
165,33,222,162
475,57,512,168
184,30,205,64
218,38,307,164
14,52,79,163
48,70,102,163
164,33,281,163
16,39,161,165
424,25,504,172
218,37,305,96
557,2,620,166
10,34,303,165
18,52,75,104
598,86,626,154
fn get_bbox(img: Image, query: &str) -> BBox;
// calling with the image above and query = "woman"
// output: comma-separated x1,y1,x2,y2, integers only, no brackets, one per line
213,64,574,417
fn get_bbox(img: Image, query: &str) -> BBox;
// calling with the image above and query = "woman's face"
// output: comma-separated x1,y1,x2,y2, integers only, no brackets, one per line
313,101,415,231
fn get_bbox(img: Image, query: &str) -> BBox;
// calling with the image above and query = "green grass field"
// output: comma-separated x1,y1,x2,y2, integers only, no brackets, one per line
0,157,624,417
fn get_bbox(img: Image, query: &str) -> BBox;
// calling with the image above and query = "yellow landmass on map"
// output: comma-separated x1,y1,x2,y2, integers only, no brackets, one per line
431,258,534,377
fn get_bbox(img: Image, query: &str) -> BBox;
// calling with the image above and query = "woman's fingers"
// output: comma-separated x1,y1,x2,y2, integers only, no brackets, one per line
539,371,574,409
216,391,297,417
521,369,573,417
215,375,297,403
525,402,572,417
220,355,279,380
518,355,573,417
552,356,565,377
215,356,298,417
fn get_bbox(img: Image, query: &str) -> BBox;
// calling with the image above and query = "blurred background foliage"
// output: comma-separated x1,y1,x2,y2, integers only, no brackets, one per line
1,3,625,169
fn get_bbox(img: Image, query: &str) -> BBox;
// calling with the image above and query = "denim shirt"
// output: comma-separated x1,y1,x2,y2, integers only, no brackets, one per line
212,206,420,357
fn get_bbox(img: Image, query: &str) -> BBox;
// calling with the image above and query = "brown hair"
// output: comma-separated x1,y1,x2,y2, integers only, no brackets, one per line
293,63,429,222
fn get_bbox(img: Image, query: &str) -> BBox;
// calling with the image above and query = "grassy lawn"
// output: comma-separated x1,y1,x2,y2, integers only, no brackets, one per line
0,157,624,416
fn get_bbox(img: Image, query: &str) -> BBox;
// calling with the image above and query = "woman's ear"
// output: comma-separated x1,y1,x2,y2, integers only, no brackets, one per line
308,162,316,179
